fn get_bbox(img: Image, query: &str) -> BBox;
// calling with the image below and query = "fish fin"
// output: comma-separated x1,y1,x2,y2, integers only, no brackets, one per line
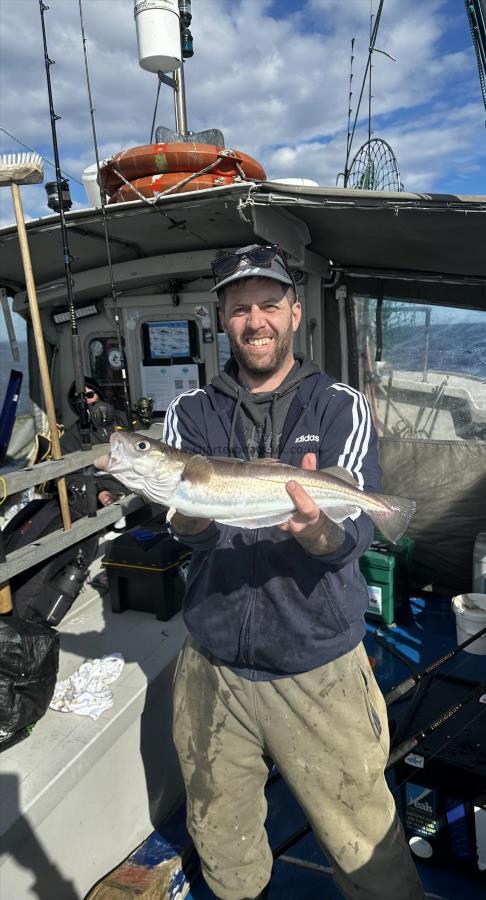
321,466,359,487
368,495,416,544
322,505,360,523
217,511,291,529
181,454,214,484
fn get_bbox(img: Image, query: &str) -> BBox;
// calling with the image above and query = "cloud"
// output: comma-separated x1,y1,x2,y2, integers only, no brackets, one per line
0,0,484,227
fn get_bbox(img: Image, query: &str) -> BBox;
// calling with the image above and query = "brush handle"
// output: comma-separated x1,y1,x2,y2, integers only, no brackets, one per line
0,532,12,613
10,183,72,532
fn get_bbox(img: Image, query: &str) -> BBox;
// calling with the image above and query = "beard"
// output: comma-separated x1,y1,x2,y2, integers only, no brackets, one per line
229,324,294,376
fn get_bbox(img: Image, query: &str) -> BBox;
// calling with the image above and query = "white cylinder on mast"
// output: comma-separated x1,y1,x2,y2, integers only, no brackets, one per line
134,0,182,73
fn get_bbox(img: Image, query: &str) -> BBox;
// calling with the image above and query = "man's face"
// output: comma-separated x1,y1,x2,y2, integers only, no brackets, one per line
219,277,301,378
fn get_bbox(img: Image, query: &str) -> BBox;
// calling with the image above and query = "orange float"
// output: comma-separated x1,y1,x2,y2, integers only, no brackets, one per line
107,171,239,204
100,142,266,194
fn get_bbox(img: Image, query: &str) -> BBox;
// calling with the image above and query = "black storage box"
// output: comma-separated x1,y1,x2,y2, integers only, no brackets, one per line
102,528,191,621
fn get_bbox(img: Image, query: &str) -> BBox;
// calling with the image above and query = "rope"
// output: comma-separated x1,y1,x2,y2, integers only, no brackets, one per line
155,155,241,197
106,152,255,247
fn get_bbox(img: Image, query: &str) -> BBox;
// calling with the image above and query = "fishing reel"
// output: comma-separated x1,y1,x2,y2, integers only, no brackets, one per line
134,396,154,429
89,401,116,430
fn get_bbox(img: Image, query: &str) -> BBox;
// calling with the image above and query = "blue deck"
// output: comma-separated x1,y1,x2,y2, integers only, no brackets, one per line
186,594,486,899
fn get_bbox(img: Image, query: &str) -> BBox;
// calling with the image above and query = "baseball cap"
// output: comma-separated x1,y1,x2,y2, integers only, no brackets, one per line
210,243,295,294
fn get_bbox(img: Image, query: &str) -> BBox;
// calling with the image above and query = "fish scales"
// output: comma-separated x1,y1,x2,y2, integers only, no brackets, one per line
95,432,416,543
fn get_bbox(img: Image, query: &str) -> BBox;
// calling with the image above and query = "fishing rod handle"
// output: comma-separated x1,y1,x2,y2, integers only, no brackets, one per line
385,676,417,705
386,736,418,770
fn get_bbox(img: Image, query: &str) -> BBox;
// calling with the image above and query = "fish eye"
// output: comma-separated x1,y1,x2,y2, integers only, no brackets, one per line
136,440,150,451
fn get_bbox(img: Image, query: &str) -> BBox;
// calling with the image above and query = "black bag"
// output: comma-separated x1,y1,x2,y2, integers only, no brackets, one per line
0,617,59,750
2,499,98,625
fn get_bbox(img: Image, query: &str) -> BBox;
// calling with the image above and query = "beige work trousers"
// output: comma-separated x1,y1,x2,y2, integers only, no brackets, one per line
173,638,425,900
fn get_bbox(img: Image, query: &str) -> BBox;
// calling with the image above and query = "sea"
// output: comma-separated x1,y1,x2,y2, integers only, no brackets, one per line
382,322,486,381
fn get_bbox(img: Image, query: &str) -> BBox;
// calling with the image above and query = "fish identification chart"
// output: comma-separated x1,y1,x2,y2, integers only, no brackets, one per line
140,363,200,411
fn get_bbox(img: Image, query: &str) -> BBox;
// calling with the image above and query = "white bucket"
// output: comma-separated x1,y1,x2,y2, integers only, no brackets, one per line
134,0,181,73
473,532,486,594
82,164,102,207
452,594,486,655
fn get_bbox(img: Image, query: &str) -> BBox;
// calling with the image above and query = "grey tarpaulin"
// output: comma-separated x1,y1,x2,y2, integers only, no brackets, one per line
379,437,486,592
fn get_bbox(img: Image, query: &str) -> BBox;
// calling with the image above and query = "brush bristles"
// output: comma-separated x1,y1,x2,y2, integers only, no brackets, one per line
0,152,44,186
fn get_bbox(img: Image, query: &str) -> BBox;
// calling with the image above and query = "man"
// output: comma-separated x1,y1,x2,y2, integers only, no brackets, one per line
163,244,424,900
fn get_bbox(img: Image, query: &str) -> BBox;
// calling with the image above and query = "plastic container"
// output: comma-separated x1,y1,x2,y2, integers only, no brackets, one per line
452,594,486,655
102,529,190,621
82,164,102,207
134,0,181,73
360,534,414,625
473,532,486,594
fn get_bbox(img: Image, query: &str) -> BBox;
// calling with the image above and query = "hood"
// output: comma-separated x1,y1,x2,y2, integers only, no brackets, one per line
211,353,321,458
67,377,106,415
212,353,320,402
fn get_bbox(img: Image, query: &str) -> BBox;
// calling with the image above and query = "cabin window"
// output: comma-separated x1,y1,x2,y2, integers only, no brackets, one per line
88,336,126,410
217,330,231,370
354,297,486,441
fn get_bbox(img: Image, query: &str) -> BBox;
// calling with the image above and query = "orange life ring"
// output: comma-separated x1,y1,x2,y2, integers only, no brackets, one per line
107,172,239,204
100,143,266,194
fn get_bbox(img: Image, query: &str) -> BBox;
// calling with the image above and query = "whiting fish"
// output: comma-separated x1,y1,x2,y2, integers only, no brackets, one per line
95,432,416,543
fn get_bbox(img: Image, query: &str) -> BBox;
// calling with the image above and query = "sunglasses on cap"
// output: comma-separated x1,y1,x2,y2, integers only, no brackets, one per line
211,244,296,292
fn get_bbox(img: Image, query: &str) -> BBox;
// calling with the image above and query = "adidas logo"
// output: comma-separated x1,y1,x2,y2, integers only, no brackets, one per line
295,434,319,443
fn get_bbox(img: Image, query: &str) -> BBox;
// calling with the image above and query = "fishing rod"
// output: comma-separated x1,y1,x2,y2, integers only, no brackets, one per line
271,679,486,861
388,679,486,768
385,622,486,705
343,0,396,185
38,1,90,448
78,0,133,429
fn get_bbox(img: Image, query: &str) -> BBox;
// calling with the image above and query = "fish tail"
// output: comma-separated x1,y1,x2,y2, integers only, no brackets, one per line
368,495,416,544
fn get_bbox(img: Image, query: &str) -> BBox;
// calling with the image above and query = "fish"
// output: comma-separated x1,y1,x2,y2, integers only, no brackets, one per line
95,431,416,543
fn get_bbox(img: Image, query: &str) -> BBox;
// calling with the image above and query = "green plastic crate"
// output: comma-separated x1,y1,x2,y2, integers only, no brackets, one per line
360,534,415,625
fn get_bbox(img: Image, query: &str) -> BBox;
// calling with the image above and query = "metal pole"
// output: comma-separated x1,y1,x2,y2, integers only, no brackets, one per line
422,308,431,383
174,65,188,136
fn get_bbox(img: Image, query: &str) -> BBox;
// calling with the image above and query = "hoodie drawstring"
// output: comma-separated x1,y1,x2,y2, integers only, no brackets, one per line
229,392,244,457
270,392,279,458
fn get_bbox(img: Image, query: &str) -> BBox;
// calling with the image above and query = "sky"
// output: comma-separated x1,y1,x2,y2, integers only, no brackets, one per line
0,0,485,345
0,0,485,231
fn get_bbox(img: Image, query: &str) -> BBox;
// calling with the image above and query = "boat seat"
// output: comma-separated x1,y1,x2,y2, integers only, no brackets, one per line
0,541,187,900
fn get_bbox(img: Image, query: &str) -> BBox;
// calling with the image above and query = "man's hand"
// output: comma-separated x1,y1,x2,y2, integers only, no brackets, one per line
98,490,117,507
279,453,345,555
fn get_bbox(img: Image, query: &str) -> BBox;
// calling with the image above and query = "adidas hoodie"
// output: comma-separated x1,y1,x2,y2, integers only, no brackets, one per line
163,356,380,680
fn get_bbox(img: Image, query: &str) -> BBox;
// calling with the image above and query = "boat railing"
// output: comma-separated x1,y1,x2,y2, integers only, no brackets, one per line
0,446,144,581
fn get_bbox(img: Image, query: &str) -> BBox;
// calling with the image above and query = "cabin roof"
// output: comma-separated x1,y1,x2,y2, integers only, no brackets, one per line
0,183,485,296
